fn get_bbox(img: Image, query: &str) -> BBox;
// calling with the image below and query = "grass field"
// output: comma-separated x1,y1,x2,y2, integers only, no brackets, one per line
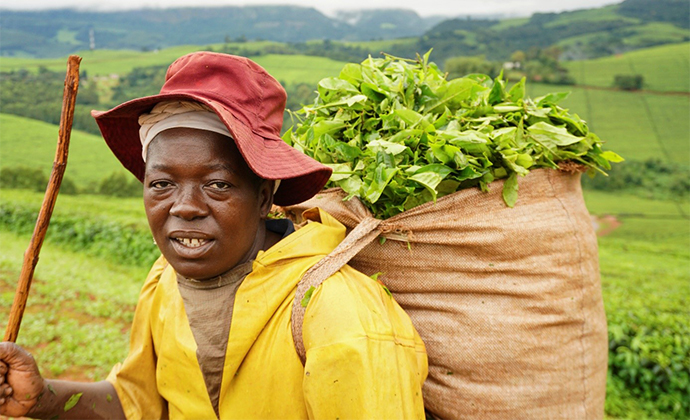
563,42,690,92
622,22,690,48
0,188,148,229
584,189,689,220
0,114,131,187
0,185,686,419
526,83,690,165
595,218,689,419
0,228,147,380
489,17,531,31
342,37,418,52
0,42,275,75
0,45,347,87
544,4,638,27
250,55,347,85
2,80,687,192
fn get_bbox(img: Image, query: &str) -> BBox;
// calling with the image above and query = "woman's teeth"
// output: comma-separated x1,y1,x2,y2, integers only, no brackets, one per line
175,238,208,248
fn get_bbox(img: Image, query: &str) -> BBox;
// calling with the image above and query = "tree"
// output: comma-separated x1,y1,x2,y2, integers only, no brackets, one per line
614,74,644,90
510,50,526,64
444,56,501,79
97,172,142,197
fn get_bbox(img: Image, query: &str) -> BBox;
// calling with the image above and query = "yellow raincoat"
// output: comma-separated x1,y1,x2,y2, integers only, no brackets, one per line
107,209,428,419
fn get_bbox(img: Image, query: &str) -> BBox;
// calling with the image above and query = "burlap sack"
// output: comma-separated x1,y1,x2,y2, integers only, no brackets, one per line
285,168,608,420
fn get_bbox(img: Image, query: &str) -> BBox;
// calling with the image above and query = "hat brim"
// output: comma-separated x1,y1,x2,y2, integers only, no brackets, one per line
92,92,331,206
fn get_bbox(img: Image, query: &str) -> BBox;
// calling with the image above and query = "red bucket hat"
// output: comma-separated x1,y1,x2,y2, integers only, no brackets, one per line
91,51,331,206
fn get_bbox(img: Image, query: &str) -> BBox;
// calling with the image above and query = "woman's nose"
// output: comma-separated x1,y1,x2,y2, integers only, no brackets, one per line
169,187,209,220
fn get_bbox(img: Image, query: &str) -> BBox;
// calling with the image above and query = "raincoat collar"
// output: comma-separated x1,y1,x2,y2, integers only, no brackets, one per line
254,208,346,267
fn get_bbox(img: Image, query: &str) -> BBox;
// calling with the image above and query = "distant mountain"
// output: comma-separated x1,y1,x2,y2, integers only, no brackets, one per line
1,0,687,61
397,0,690,63
0,6,439,58
617,0,689,29
333,9,446,41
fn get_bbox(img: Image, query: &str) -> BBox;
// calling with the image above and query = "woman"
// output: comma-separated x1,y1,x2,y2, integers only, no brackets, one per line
0,51,427,419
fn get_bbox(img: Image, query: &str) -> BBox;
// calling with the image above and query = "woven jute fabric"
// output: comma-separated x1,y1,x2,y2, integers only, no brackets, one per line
284,169,608,420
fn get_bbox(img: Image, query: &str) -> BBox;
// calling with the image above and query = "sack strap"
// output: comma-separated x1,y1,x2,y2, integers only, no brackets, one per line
291,216,382,364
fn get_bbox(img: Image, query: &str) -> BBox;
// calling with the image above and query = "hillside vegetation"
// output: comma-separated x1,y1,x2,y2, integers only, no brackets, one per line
0,50,346,82
400,0,689,64
2,42,688,187
0,187,687,418
527,83,689,164
0,6,440,58
2,0,688,64
0,114,131,188
0,53,347,141
564,42,690,92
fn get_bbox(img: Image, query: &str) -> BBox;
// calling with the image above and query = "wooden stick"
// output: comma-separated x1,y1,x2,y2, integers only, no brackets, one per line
4,55,82,342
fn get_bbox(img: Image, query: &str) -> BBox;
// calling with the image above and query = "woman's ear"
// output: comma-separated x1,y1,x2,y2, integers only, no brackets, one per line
258,179,275,219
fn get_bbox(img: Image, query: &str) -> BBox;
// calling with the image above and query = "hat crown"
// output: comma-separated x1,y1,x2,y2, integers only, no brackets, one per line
162,52,286,138
92,52,332,206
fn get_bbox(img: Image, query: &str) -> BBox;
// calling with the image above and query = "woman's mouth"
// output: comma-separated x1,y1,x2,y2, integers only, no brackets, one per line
169,235,215,258
174,237,210,248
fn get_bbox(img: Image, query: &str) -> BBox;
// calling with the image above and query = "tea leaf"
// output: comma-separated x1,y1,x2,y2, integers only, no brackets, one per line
64,393,83,411
301,286,316,308
502,172,519,208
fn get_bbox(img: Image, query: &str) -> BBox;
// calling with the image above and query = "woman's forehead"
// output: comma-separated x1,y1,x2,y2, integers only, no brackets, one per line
148,128,240,160
145,128,260,182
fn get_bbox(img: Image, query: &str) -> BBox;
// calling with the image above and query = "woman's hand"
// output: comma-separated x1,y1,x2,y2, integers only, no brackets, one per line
0,341,45,418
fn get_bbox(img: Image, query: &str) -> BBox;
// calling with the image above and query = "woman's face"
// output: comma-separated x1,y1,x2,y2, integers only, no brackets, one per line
143,128,272,280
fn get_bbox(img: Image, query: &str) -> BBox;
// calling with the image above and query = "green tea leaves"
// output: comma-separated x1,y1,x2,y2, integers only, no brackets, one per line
535,91,571,106
365,164,399,203
528,122,583,148
370,272,392,298
410,165,451,201
286,52,621,219
502,172,519,208
301,286,316,308
508,77,526,102
367,140,408,156
64,393,83,411
600,151,625,163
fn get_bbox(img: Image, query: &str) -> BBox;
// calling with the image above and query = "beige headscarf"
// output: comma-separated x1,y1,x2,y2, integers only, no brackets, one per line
138,100,280,191
138,101,231,162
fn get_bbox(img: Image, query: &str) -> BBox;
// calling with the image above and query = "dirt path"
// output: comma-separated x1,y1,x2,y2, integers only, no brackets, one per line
574,84,689,96
591,214,622,237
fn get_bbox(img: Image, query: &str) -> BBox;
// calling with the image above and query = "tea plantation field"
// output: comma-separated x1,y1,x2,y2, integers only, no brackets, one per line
0,114,129,188
563,42,690,92
0,48,347,86
0,186,687,418
1,42,688,418
3,74,688,191
527,83,690,164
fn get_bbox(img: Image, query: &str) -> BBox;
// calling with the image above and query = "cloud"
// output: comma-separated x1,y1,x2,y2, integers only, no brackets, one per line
1,0,622,17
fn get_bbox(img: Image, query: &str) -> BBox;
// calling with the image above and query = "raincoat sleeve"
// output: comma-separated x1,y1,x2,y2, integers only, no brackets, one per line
106,256,168,420
301,265,428,420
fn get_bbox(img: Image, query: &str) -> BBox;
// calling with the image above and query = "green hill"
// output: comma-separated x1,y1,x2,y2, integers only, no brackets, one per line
0,113,131,186
0,6,440,58
2,0,688,66
410,0,689,64
563,42,690,92
527,83,689,164
0,49,346,84
251,55,347,85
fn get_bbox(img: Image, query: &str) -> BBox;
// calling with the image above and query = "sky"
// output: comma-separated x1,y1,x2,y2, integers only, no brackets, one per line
2,0,622,18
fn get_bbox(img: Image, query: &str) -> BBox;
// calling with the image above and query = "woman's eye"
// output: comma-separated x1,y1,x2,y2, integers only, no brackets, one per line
208,182,231,190
151,181,171,189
